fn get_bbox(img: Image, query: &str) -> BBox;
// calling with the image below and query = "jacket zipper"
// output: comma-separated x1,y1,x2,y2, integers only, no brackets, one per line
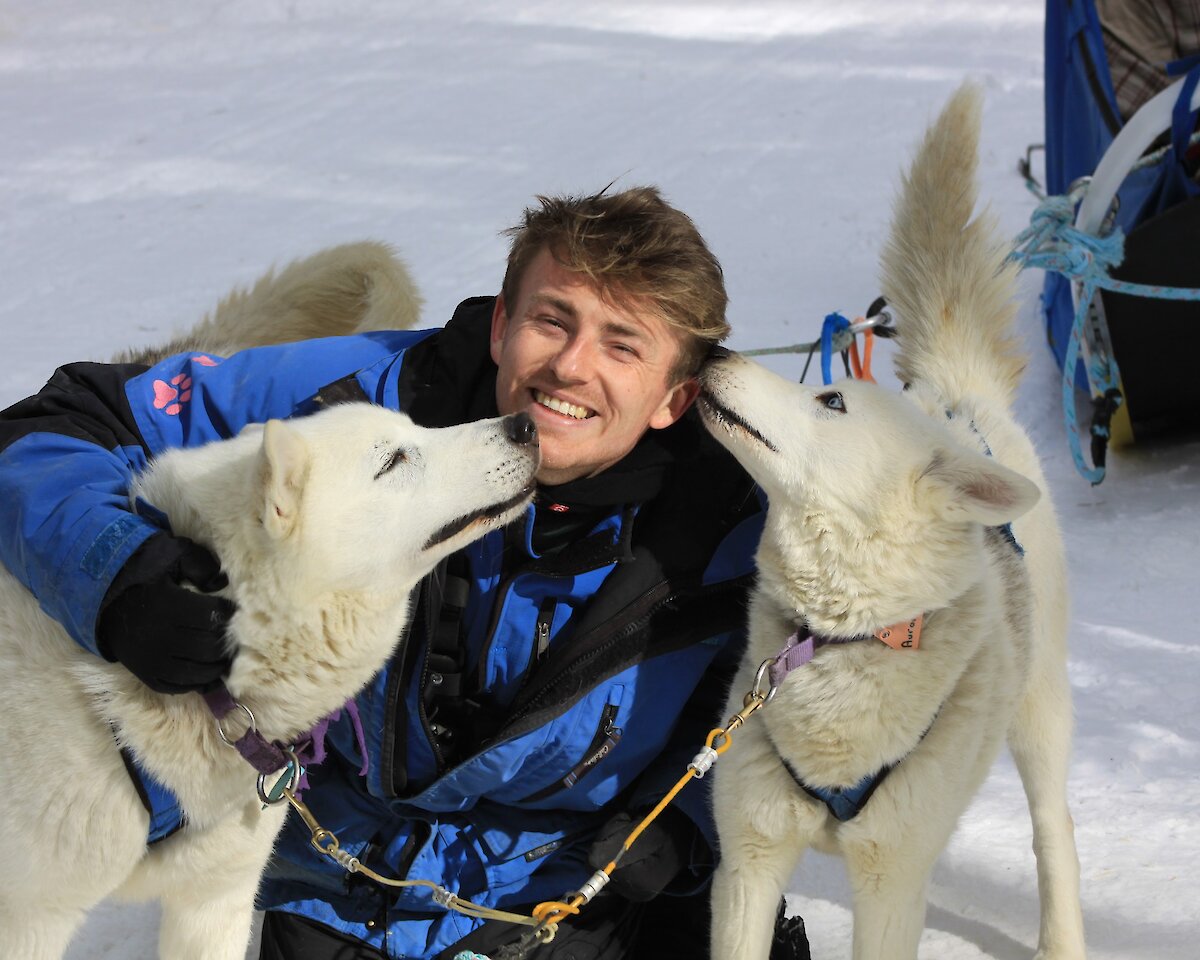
474,528,625,695
405,573,751,792
418,530,626,780
518,702,623,803
501,574,752,742
510,580,676,722
533,598,556,664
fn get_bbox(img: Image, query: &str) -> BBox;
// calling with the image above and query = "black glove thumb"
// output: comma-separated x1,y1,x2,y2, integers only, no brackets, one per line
97,533,235,694
175,536,229,593
587,806,698,902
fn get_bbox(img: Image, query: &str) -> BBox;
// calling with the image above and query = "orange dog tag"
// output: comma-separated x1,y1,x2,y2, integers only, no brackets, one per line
875,615,923,651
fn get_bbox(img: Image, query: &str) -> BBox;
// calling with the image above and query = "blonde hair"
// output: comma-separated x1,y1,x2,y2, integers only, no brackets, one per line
502,186,729,380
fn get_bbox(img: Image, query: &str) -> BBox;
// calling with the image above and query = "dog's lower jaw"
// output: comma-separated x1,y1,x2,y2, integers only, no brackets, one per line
697,391,779,453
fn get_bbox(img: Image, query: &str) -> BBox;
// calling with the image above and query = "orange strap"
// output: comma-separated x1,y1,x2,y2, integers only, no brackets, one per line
531,726,741,928
848,322,876,383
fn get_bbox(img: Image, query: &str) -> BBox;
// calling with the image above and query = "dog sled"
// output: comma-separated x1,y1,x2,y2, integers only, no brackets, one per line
1015,0,1200,483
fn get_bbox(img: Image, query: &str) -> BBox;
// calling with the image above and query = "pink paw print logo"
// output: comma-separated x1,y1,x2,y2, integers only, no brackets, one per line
153,374,192,416
151,356,216,416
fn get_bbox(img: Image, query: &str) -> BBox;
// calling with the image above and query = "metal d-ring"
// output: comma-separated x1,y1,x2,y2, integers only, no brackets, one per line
216,700,257,746
749,658,779,705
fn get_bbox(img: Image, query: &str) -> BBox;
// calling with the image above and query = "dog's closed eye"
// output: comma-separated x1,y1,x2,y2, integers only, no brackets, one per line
374,447,408,479
817,391,847,413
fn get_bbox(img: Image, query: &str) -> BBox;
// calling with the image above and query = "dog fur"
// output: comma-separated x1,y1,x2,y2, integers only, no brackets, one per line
0,249,537,959
111,240,423,367
701,85,1086,960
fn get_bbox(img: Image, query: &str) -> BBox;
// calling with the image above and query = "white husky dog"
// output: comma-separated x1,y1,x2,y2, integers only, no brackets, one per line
0,248,539,959
702,85,1086,960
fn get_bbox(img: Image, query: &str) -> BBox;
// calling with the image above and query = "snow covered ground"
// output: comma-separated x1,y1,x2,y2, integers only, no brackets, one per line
1,2,1196,957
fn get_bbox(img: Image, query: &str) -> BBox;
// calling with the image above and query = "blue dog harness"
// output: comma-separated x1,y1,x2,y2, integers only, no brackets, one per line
785,752,895,822
116,742,186,844
760,620,924,822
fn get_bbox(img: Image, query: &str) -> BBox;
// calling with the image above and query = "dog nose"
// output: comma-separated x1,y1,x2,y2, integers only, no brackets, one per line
505,412,538,446
706,344,732,362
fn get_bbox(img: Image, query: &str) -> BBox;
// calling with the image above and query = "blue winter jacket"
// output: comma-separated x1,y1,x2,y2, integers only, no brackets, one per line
0,299,762,958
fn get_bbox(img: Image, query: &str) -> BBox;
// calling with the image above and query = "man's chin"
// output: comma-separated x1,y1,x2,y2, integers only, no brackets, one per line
535,436,613,485
534,450,590,486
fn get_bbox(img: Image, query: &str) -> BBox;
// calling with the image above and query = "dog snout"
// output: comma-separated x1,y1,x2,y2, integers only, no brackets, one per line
706,344,732,363
504,412,538,447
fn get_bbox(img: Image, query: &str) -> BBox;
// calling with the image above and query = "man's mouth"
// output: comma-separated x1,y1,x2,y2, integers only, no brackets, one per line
533,390,595,421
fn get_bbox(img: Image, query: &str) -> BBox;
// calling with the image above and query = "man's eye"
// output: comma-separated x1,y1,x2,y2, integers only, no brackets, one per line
817,391,846,412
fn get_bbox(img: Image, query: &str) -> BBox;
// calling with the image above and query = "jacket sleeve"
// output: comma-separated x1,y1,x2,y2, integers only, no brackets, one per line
0,331,426,654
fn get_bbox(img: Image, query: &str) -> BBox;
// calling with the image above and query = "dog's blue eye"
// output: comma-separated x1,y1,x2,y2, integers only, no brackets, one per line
818,391,846,412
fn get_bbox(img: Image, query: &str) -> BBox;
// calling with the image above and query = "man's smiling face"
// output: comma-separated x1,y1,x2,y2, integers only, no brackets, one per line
490,246,700,486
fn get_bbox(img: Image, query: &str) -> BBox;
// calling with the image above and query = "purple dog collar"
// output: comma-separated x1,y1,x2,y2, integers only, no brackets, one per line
762,614,925,695
204,685,288,774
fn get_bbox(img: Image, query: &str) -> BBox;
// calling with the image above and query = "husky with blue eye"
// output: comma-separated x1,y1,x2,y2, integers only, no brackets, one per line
702,84,1086,960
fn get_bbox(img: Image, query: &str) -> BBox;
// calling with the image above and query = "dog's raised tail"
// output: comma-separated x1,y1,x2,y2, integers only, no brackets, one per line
205,241,423,349
880,83,1024,408
114,242,423,365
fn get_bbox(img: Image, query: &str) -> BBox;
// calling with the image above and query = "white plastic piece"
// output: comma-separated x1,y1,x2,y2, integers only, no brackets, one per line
577,870,611,903
1077,76,1200,234
688,746,719,778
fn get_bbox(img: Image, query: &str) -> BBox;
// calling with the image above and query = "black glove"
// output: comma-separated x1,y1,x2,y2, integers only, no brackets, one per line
771,898,812,960
96,532,235,694
587,806,699,902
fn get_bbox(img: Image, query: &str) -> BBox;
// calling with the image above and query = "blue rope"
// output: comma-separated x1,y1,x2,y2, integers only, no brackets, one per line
1009,192,1200,483
820,312,852,385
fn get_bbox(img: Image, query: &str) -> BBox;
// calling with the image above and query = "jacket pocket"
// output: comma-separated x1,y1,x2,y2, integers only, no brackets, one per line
518,692,624,804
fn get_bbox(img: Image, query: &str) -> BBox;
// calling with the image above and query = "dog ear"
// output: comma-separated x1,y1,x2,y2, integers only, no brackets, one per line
918,446,1040,526
260,419,310,539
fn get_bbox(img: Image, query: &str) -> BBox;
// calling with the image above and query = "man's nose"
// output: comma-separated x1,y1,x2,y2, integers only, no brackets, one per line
549,334,595,382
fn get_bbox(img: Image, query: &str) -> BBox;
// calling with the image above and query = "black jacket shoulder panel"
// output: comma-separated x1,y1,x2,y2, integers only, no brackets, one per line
397,298,499,428
0,361,153,456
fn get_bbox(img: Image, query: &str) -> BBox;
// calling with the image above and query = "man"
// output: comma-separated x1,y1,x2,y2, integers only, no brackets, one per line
0,188,807,959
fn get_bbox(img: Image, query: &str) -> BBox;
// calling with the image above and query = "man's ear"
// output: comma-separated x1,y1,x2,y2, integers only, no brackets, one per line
489,294,509,367
648,376,701,430
917,445,1040,526
260,419,310,540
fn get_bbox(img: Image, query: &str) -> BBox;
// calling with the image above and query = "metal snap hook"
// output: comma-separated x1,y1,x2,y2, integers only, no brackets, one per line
257,747,302,806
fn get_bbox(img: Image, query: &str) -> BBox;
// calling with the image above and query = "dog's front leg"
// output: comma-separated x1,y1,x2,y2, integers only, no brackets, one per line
711,723,822,960
842,852,931,960
840,701,1005,960
159,881,260,960
152,801,285,959
0,903,89,960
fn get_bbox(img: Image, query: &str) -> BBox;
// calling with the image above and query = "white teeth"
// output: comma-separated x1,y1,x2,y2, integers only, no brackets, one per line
534,390,593,420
